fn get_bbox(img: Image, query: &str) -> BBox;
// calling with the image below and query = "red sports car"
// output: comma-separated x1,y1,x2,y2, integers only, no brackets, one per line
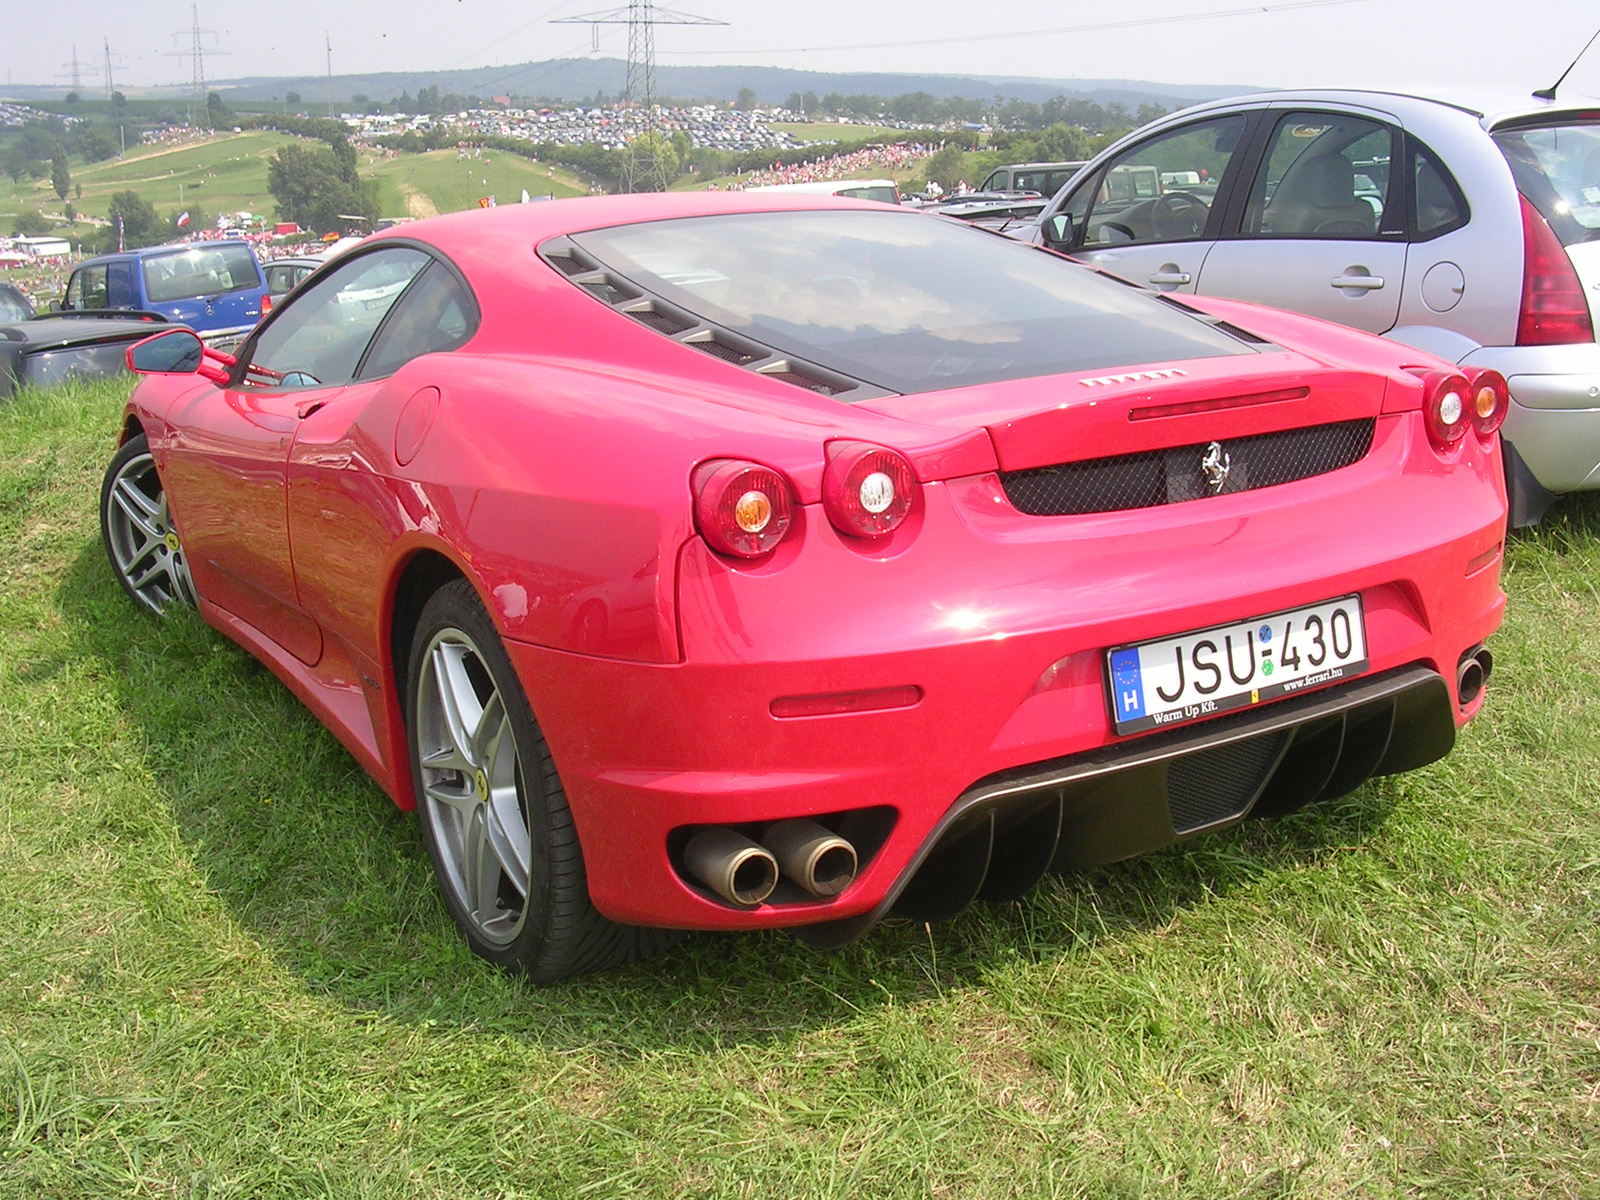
102,193,1507,981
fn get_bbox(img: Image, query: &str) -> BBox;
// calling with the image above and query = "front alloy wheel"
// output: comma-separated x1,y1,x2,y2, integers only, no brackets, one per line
100,433,196,615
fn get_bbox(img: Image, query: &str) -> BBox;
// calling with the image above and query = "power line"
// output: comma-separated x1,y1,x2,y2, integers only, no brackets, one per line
554,2,726,192
653,0,1370,57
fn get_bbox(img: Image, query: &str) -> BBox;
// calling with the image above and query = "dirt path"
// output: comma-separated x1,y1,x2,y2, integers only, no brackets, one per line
399,184,440,219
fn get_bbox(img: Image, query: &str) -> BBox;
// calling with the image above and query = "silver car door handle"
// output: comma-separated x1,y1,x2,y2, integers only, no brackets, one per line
1331,274,1385,291
1148,271,1192,285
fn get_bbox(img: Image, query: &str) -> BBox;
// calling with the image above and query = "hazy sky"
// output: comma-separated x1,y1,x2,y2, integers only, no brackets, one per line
2,0,1597,96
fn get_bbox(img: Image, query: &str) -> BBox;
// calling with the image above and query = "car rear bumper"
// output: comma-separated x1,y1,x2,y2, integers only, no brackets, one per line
1462,343,1600,492
506,412,1505,933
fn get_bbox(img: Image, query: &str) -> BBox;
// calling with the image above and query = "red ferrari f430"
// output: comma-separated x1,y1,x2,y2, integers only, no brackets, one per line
102,194,1506,980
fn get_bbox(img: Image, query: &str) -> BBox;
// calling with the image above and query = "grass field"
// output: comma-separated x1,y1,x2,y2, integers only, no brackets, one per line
2,378,1598,1196
2,132,597,237
2,132,301,230
365,149,590,218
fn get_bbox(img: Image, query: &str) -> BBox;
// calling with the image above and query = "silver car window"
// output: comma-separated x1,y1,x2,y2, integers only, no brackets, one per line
1075,117,1245,248
1493,121,1600,245
1242,113,1396,240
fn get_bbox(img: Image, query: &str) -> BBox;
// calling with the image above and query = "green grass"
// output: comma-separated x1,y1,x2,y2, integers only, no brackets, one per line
2,377,1599,1197
2,133,595,235
365,149,590,219
2,132,301,229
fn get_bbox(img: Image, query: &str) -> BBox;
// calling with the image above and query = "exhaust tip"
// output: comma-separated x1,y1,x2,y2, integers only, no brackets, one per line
1457,644,1487,707
762,819,859,898
684,829,779,907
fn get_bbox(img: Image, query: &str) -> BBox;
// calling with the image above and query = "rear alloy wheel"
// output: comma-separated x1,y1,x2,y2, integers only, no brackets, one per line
407,579,678,980
100,433,196,615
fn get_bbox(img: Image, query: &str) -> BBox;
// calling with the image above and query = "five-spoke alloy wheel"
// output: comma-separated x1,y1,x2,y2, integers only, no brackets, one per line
100,433,196,615
407,579,676,980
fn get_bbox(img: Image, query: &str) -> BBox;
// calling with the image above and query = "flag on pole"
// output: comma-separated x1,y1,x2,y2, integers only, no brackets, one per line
176,211,191,229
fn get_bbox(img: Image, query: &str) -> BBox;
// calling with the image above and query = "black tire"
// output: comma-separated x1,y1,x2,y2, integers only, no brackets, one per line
100,433,197,616
406,578,679,981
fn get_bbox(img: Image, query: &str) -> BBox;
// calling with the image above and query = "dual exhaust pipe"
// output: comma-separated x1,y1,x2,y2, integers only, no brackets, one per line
1457,643,1493,708
684,820,858,907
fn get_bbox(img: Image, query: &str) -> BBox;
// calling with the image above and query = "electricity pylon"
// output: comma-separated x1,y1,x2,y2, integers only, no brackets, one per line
167,5,228,128
553,2,725,192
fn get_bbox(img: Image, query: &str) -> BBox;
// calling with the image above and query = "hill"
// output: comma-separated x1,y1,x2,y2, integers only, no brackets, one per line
3,62,1254,114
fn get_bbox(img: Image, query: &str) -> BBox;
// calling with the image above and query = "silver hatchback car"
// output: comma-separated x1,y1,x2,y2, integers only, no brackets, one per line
1026,88,1600,524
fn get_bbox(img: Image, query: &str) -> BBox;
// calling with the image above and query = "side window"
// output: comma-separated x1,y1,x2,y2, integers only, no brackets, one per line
242,247,429,389
1077,116,1246,247
979,169,1005,192
1413,142,1468,239
356,262,477,380
1243,112,1397,239
65,265,108,310
106,262,138,308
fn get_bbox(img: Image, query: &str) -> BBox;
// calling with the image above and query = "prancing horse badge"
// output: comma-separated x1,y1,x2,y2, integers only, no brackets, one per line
1200,441,1231,492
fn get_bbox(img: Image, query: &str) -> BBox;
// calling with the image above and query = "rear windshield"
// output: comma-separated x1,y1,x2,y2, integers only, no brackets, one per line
570,210,1252,394
835,185,899,204
141,243,262,304
1492,120,1600,245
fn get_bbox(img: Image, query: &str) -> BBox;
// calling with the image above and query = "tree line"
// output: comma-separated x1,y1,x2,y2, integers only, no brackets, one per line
780,90,1170,132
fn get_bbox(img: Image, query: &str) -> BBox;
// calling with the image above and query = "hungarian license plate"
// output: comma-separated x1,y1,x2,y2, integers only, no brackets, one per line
1105,596,1368,735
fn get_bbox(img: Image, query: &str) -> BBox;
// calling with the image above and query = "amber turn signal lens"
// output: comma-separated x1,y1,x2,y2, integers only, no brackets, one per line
692,459,795,559
1465,367,1508,439
734,489,772,533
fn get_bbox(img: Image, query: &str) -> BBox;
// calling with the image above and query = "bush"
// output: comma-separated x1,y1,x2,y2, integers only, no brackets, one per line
11,210,52,237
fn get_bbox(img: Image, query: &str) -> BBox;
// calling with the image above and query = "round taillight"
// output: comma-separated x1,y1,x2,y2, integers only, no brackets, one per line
821,441,917,538
1422,370,1471,451
693,459,794,558
1465,367,1508,439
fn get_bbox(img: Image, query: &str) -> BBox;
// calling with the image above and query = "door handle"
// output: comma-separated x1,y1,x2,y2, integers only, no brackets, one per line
1331,274,1384,291
1148,271,1192,286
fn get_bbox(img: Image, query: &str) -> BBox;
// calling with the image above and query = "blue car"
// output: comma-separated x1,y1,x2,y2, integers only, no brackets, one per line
60,241,268,339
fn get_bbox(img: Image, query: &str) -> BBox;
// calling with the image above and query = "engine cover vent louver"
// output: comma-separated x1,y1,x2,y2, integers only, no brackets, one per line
1002,418,1376,516
539,237,890,403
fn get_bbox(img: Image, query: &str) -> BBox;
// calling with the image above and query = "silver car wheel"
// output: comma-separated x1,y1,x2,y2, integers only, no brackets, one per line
415,627,532,948
104,447,196,615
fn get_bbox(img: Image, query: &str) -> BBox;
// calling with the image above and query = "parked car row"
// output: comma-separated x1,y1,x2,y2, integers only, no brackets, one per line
102,190,1508,981
1,240,333,395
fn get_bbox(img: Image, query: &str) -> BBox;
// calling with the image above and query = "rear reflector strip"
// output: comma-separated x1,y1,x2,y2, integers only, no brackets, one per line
1466,542,1503,576
771,685,924,719
1129,386,1310,422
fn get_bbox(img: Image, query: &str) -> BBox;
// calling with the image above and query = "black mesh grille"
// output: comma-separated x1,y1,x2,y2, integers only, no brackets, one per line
763,369,842,396
580,279,639,306
687,337,762,366
626,307,695,336
546,252,592,277
1001,418,1375,516
1165,731,1288,833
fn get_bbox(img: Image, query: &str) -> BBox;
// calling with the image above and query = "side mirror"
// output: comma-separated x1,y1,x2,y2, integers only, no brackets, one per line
127,328,205,375
1045,213,1075,246
46,299,62,313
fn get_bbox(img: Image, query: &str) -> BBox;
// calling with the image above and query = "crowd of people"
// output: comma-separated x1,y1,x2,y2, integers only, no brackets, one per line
731,141,938,189
346,103,812,153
